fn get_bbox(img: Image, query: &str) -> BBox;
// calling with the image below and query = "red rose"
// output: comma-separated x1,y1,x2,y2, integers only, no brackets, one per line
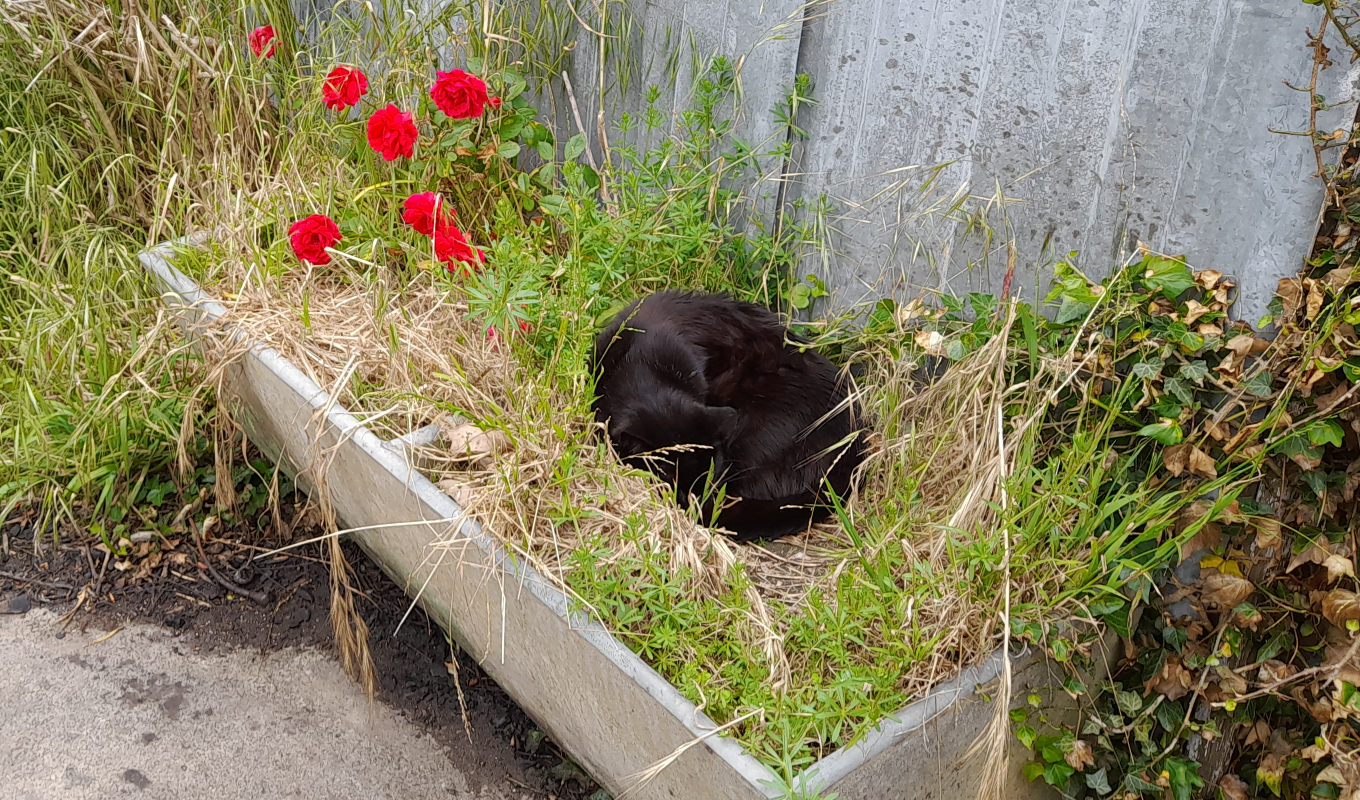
366,104,418,161
434,224,485,274
489,96,503,109
249,25,275,58
402,192,455,236
322,65,368,111
430,70,490,120
289,214,341,265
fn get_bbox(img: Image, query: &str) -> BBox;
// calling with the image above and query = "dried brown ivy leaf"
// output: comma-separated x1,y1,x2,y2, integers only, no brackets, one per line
1188,446,1218,479
1180,522,1223,561
1183,299,1211,326
1218,774,1249,800
1307,278,1326,321
1064,739,1094,771
1202,572,1255,609
1324,265,1359,294
1164,443,1190,477
1197,269,1224,290
1277,278,1304,319
1215,664,1249,696
1145,656,1193,701
1322,589,1360,628
1326,554,1357,583
1258,660,1297,686
1289,539,1332,573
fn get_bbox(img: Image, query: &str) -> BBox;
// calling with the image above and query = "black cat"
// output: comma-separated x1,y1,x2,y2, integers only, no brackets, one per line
590,290,866,541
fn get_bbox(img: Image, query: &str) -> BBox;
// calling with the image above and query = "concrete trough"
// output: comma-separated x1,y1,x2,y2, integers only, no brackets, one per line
139,236,1068,800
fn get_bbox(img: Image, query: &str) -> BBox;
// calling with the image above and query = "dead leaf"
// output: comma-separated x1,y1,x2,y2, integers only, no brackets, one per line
914,330,945,356
1325,265,1359,294
1164,443,1190,477
1308,278,1326,321
1064,739,1094,771
1196,269,1224,290
1318,765,1347,787
1226,334,1255,358
1243,719,1272,748
1207,422,1231,441
1317,382,1354,416
1202,573,1255,609
1198,323,1222,338
1145,657,1194,701
1215,664,1248,695
1183,299,1211,326
1219,775,1248,800
1326,554,1357,583
436,479,475,508
1258,753,1287,797
1149,297,1176,317
1324,639,1360,687
1289,539,1332,573
1258,660,1297,686
1301,741,1329,762
443,422,511,463
1188,446,1218,479
1250,336,1271,355
1180,521,1223,561
1278,278,1304,319
1322,589,1360,628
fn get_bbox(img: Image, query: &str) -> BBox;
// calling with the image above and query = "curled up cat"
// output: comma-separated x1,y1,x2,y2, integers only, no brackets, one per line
590,290,867,542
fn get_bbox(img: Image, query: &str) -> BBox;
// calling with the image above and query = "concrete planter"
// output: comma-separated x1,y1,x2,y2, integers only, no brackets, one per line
139,237,1068,800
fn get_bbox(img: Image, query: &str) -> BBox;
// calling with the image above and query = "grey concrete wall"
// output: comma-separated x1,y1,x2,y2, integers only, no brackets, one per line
783,0,1359,323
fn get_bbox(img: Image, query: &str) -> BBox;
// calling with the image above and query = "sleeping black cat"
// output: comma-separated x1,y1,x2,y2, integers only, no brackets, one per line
590,290,866,542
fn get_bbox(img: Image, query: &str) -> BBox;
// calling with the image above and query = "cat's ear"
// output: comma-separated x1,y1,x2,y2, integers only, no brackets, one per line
610,413,649,448
704,406,740,440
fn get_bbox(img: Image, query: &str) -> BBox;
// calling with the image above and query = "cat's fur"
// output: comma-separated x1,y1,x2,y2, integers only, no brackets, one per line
591,290,866,541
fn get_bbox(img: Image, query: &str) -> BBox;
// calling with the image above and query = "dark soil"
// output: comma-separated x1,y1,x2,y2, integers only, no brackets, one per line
0,517,602,800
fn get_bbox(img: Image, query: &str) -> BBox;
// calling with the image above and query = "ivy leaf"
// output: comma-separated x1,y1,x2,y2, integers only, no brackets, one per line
1143,255,1197,298
1155,699,1185,734
1124,773,1163,793
1242,370,1274,398
1139,423,1184,446
1115,688,1144,717
1085,768,1112,796
1056,296,1093,326
1015,725,1037,750
1178,360,1209,386
1023,762,1046,782
1164,377,1196,406
1164,757,1205,800
1132,357,1165,380
1306,419,1346,447
1043,761,1075,787
1090,595,1132,637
